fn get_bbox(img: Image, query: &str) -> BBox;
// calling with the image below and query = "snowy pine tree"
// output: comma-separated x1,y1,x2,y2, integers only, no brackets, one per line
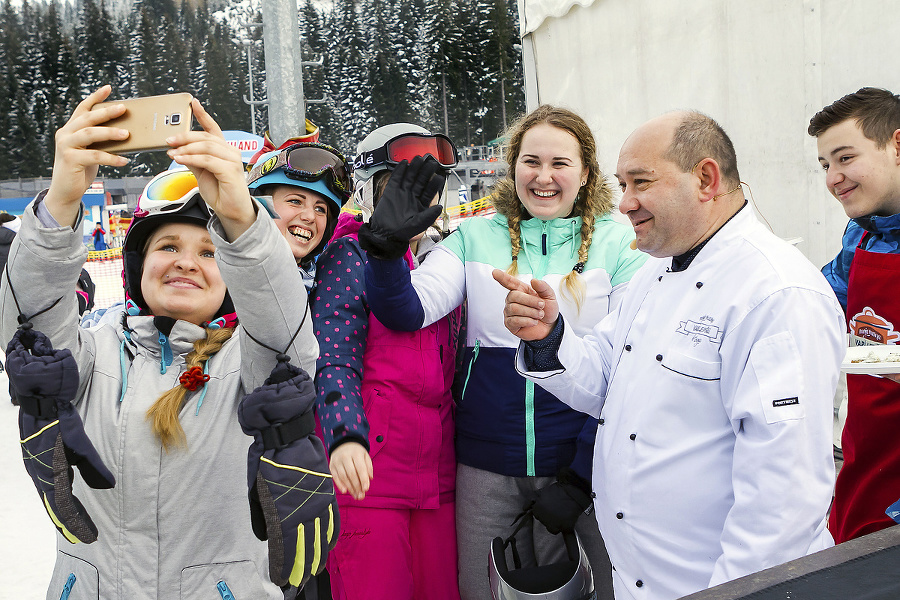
75,0,124,95
328,0,373,147
0,0,525,178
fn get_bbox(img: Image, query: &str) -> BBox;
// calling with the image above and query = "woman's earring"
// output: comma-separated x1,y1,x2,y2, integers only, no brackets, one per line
581,180,587,186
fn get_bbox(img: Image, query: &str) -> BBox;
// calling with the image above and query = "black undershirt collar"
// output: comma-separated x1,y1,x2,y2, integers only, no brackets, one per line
670,200,747,272
153,315,177,337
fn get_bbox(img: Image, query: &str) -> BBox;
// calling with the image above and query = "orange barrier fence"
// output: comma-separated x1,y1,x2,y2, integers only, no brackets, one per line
340,195,497,231
83,249,124,310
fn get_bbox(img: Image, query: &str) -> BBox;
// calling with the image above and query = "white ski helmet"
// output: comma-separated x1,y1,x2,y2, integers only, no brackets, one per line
351,124,459,221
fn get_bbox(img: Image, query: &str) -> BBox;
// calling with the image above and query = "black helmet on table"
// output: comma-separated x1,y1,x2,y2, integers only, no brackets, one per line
489,529,595,600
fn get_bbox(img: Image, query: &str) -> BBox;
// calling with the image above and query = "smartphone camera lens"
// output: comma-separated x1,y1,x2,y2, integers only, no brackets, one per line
167,113,181,126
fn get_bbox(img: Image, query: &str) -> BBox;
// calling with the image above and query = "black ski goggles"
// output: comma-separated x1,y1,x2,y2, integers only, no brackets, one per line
248,142,353,202
353,133,460,172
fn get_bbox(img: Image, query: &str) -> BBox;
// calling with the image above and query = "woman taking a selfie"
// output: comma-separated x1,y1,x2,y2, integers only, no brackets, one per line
1,86,336,599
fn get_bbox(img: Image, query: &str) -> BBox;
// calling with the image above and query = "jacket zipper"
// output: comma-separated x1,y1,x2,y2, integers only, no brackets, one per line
461,339,481,400
525,380,536,476
158,331,172,374
536,221,551,279
217,580,236,600
524,221,552,475
59,573,76,600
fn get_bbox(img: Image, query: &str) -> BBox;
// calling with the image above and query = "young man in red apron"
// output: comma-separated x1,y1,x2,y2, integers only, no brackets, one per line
810,87,900,543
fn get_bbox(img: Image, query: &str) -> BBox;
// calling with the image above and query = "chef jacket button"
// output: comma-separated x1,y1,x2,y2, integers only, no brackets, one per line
624,344,632,351
636,580,644,588
376,435,384,442
655,354,663,361
630,433,636,440
696,281,703,288
598,418,605,425
616,512,624,519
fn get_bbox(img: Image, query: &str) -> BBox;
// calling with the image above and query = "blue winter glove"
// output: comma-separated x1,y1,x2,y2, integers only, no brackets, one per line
6,326,115,544
238,356,339,589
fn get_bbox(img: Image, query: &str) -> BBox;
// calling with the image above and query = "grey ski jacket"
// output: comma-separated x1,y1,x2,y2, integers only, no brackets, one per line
0,198,319,599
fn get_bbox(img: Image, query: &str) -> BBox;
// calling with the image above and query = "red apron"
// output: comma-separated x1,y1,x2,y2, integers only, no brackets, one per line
829,231,900,542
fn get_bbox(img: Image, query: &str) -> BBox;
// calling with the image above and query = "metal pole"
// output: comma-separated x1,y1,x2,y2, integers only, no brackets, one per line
244,42,257,136
499,39,507,128
261,0,306,145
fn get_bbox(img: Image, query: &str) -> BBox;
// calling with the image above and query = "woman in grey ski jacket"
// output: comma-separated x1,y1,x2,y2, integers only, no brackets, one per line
0,87,333,600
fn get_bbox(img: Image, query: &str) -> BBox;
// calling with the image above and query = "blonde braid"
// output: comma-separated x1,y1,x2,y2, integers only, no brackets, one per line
146,327,235,452
506,210,523,276
560,212,595,313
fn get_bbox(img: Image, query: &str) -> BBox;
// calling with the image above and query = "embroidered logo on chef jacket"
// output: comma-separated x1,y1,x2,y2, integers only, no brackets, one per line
849,306,899,345
676,315,722,343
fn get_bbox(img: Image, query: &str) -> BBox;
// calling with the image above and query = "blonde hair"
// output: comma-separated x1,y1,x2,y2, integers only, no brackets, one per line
492,105,614,311
146,327,235,451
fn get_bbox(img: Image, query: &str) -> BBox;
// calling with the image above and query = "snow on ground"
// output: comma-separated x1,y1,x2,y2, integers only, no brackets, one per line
0,364,58,598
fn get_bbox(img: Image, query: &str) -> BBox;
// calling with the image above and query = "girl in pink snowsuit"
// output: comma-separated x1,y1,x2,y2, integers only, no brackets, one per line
311,124,462,600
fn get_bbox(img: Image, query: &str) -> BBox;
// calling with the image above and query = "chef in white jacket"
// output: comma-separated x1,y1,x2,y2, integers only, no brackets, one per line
493,111,845,600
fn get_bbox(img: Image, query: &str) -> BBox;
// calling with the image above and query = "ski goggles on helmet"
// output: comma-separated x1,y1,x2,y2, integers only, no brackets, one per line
353,132,459,172
135,169,202,218
247,142,352,202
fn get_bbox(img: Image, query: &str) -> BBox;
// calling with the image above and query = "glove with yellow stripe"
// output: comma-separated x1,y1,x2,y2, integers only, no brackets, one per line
238,354,339,589
7,326,115,544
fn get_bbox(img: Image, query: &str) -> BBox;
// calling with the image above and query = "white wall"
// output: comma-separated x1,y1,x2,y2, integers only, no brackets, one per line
519,0,900,267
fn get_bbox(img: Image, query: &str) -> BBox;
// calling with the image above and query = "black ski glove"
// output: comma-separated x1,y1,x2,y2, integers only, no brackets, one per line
7,326,115,544
358,155,446,260
527,467,594,535
238,356,339,589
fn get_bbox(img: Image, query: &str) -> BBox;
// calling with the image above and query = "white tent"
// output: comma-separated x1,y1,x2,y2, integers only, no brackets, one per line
517,0,900,268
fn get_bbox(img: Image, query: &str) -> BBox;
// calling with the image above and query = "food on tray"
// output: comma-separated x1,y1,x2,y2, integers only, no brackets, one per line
850,350,900,363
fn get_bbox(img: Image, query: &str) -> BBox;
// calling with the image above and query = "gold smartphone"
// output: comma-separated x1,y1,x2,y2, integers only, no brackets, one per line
89,93,193,154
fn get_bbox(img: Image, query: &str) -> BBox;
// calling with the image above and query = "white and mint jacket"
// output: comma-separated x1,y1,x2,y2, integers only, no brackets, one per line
366,212,645,477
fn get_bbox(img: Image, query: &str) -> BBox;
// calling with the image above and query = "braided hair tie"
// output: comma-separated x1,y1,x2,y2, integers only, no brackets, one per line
180,366,210,391
573,262,585,274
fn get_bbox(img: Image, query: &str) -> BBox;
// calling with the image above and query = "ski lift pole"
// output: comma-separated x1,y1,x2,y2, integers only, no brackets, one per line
242,40,257,136
260,0,306,145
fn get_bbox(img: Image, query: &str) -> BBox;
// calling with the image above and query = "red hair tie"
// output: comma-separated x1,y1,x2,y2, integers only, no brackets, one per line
179,366,210,392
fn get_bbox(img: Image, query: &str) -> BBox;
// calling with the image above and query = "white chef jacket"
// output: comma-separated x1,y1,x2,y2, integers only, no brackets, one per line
517,207,845,600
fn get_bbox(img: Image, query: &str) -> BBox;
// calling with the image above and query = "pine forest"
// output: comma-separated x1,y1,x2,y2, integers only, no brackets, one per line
0,0,525,178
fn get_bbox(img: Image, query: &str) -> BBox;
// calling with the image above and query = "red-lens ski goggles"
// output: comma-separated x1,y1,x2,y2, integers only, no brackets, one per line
353,133,460,172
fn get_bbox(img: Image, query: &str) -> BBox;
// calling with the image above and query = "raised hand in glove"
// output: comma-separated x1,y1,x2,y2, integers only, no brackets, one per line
358,155,446,260
527,467,594,535
238,356,339,589
7,326,115,544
